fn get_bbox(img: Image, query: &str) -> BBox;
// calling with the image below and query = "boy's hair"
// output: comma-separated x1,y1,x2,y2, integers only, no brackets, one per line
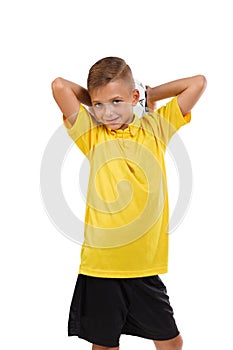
87,57,135,93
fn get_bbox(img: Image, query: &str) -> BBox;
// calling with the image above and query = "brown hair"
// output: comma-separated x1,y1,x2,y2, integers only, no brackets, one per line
87,57,135,93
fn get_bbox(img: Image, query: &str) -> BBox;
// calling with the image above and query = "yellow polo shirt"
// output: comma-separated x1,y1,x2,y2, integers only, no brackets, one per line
64,97,191,278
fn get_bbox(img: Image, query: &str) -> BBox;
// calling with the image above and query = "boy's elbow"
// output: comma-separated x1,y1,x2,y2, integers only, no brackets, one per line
196,74,207,92
51,77,64,93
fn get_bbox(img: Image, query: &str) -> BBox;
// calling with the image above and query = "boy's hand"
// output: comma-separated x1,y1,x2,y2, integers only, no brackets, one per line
146,86,157,112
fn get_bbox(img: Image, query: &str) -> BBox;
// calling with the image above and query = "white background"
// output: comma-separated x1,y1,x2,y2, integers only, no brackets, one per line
1,0,232,349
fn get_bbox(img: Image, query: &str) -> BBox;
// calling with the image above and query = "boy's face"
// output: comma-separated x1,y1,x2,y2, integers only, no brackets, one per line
90,79,139,130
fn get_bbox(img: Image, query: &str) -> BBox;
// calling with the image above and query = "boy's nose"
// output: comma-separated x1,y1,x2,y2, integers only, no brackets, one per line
104,103,114,117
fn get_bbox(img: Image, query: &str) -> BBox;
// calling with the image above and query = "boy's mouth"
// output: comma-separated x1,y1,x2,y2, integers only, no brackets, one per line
104,116,120,124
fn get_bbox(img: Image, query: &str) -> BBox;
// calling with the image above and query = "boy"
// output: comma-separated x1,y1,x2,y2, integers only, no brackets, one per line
51,57,206,350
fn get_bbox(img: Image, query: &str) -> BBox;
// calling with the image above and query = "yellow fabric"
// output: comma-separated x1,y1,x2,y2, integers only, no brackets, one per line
64,97,191,278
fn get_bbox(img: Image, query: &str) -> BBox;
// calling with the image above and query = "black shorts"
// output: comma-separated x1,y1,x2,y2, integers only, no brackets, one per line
68,274,179,348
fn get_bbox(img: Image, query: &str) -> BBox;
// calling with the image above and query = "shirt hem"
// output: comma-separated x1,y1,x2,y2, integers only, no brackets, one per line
78,267,168,278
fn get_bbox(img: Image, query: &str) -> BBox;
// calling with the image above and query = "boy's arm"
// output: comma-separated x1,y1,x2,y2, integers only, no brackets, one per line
51,77,92,126
146,75,207,116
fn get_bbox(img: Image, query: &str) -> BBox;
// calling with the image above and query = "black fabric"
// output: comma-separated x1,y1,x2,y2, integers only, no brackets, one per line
68,274,179,348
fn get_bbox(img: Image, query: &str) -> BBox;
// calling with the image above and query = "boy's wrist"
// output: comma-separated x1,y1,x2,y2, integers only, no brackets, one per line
78,87,92,107
146,86,157,112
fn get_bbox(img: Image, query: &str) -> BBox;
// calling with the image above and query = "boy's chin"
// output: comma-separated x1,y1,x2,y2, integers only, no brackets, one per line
106,123,127,130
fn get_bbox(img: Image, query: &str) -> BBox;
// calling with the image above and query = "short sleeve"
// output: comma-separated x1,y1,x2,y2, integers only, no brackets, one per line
145,96,191,146
63,104,97,155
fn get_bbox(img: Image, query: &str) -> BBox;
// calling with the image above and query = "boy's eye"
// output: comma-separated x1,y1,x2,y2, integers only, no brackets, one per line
94,103,103,109
113,100,121,105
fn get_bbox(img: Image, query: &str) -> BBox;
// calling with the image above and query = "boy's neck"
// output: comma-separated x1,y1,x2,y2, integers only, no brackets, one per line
119,114,134,130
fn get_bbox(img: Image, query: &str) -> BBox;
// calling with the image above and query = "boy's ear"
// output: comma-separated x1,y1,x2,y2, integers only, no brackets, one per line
132,89,140,106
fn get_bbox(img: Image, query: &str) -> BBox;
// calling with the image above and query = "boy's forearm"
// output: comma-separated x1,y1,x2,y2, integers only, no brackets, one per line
147,75,207,115
52,77,92,106
147,76,203,101
51,77,93,120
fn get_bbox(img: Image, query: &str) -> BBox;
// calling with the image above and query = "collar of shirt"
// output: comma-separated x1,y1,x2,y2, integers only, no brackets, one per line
104,114,141,137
